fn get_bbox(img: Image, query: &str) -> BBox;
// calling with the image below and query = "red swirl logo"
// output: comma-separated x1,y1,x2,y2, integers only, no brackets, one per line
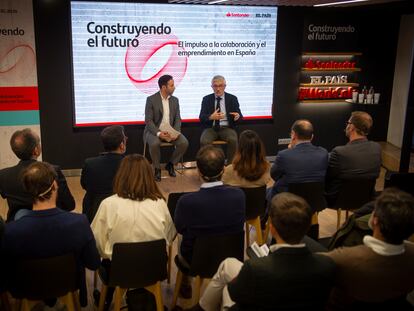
125,34,188,94
0,44,35,80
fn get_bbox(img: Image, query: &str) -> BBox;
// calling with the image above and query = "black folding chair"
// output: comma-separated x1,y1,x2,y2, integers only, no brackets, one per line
331,179,376,229
241,186,267,246
9,253,79,311
97,240,168,311
289,182,328,239
171,232,244,309
384,171,414,196
167,191,194,283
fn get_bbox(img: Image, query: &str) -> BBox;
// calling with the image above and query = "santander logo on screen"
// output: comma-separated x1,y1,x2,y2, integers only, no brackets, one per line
226,12,250,17
125,33,188,94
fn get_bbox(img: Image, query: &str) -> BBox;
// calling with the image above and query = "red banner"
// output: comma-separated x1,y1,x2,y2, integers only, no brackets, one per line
0,86,39,111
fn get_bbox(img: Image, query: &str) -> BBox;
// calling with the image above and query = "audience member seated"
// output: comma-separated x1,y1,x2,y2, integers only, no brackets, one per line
323,188,414,309
190,192,335,311
174,145,245,297
81,125,127,223
0,128,75,221
91,154,176,308
325,111,381,206
222,130,270,188
2,162,100,307
267,119,328,201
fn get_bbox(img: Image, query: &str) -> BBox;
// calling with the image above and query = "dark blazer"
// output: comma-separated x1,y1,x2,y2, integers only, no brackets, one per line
80,152,124,223
325,138,381,202
144,91,181,137
0,159,75,221
199,92,242,128
228,246,336,311
269,142,328,199
174,185,245,263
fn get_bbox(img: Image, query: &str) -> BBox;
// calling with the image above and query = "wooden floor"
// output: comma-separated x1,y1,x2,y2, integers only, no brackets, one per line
1,165,387,311
379,141,414,173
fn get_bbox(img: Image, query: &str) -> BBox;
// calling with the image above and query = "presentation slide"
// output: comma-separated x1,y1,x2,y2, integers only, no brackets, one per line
70,1,277,126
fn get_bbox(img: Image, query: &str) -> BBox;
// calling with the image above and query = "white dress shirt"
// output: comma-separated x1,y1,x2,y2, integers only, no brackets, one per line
217,96,229,127
363,235,405,256
91,194,176,259
157,92,171,136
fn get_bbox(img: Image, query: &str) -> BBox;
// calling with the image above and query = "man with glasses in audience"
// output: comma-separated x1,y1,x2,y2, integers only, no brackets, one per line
199,75,243,163
81,125,127,223
325,111,381,206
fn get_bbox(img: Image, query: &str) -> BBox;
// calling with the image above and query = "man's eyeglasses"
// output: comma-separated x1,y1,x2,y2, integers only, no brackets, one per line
212,84,225,88
345,121,353,126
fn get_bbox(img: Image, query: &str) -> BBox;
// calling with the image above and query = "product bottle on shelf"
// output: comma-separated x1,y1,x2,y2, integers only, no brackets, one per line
368,86,375,104
362,86,368,104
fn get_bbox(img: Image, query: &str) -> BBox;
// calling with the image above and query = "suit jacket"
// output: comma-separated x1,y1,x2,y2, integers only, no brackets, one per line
325,138,381,202
228,246,336,311
199,92,242,128
269,142,328,199
81,152,124,223
144,91,181,138
174,185,245,263
0,159,75,221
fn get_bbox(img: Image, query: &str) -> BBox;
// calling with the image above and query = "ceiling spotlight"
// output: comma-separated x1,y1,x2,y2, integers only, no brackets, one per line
314,0,370,7
208,0,230,4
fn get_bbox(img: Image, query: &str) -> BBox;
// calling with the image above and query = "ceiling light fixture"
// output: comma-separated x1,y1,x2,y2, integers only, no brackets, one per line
208,0,230,4
314,0,369,7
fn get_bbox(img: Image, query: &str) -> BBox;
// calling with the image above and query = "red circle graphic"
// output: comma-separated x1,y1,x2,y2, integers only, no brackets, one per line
125,34,188,94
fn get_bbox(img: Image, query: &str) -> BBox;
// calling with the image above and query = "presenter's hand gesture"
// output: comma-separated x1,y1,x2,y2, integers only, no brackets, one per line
229,112,240,121
209,108,225,121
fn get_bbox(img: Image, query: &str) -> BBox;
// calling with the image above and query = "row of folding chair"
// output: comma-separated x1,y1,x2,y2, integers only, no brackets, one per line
2,177,382,311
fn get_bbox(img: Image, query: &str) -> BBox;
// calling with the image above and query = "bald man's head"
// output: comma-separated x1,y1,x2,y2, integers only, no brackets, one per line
10,129,41,160
291,120,314,141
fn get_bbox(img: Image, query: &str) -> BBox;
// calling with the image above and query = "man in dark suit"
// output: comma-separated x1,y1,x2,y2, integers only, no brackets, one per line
199,75,243,163
144,74,188,182
192,192,335,311
325,111,381,206
81,125,126,223
175,145,245,265
268,120,328,201
0,128,75,221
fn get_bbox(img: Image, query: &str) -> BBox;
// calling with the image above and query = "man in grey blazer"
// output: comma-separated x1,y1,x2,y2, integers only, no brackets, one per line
325,111,381,205
144,75,188,182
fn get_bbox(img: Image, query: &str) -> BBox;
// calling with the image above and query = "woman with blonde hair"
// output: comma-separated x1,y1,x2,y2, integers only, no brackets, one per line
91,154,176,307
222,130,271,187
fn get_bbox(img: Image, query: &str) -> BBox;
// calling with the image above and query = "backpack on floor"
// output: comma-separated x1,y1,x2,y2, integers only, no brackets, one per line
126,288,156,311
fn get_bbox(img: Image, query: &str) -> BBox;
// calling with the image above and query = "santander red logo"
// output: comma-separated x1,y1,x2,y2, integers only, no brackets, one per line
226,12,250,17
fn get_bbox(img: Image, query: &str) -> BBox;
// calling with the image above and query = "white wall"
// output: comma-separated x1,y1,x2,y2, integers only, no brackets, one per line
387,14,414,148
